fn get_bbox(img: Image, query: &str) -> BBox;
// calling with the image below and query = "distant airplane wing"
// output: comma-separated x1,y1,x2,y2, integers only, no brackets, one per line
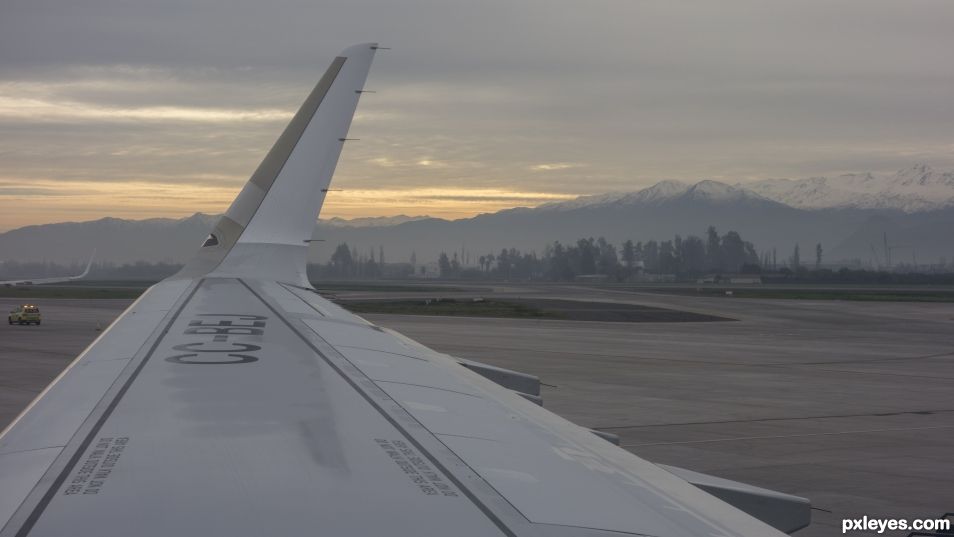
0,251,95,287
0,44,808,537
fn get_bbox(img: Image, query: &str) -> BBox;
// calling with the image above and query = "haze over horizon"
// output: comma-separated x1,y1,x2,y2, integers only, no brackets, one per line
2,0,953,231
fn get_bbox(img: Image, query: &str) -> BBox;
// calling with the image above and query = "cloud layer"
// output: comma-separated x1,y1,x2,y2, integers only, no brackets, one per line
1,0,953,230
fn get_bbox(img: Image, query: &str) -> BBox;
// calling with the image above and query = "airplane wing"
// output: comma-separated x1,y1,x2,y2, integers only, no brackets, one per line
0,251,95,287
0,44,808,537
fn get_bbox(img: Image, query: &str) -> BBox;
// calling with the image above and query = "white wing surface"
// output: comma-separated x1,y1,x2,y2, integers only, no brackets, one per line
0,44,807,537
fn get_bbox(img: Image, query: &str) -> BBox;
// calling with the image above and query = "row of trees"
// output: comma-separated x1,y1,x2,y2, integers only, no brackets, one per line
316,226,784,282
6,235,954,285
451,226,762,280
316,243,416,279
623,226,761,274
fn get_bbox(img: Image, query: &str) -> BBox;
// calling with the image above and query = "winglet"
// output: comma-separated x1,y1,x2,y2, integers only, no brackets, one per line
0,249,95,286
175,43,378,284
74,249,96,279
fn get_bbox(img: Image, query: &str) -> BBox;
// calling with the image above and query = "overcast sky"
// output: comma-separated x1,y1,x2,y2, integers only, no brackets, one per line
1,0,952,230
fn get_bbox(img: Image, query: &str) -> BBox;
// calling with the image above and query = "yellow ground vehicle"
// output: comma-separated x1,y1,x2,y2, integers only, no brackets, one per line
8,304,41,325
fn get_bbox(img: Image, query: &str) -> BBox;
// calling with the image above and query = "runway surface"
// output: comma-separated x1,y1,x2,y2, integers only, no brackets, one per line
2,286,952,536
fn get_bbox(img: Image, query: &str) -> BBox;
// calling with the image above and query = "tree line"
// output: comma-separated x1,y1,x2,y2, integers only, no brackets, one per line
5,233,954,285
452,226,760,281
317,226,763,281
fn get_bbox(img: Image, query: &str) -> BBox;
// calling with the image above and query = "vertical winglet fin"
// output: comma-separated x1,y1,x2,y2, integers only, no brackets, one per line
175,43,377,283
75,249,95,279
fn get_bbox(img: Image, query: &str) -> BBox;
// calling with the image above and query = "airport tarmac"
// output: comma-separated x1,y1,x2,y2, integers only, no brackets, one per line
2,288,952,536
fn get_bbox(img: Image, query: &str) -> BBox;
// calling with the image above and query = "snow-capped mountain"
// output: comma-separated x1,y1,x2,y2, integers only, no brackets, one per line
537,178,779,211
540,164,954,214
743,164,954,212
679,180,773,204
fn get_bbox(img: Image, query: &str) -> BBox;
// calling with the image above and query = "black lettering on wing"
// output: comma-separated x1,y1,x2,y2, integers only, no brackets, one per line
165,353,258,365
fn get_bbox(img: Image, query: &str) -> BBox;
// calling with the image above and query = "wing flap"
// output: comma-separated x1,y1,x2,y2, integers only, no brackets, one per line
659,465,811,533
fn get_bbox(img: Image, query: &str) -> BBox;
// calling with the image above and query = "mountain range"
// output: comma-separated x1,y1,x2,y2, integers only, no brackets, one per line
541,164,954,213
2,165,952,268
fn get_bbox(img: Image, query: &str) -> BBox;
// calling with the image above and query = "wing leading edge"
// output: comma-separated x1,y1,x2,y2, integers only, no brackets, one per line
0,44,807,537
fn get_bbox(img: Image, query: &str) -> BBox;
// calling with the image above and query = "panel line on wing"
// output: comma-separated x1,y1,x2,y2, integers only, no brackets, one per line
3,280,203,537
276,282,328,316
0,446,66,458
373,380,484,399
235,278,521,537
333,344,430,362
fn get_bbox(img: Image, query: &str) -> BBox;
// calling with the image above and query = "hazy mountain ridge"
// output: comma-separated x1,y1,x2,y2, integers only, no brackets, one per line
323,215,431,228
3,165,954,266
